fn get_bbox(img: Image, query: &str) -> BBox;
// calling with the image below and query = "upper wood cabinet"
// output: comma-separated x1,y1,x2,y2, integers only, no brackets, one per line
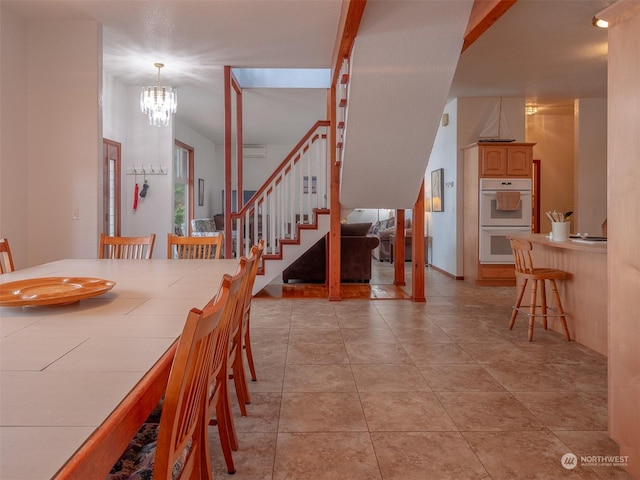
479,143,533,177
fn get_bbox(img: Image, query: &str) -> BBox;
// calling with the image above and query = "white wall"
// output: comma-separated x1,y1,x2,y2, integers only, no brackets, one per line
174,124,218,220
426,99,461,276
26,20,101,265
426,97,526,278
120,86,174,257
526,113,574,234
101,70,300,257
574,98,607,235
0,7,29,269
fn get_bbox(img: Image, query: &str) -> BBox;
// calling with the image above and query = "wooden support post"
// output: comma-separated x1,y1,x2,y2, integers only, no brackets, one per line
328,86,341,301
412,181,426,302
394,209,405,286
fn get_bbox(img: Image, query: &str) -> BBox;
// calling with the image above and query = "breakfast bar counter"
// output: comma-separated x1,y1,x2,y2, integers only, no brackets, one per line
509,233,608,356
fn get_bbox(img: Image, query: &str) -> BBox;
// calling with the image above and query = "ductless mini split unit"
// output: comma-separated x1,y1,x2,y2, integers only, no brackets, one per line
242,145,266,159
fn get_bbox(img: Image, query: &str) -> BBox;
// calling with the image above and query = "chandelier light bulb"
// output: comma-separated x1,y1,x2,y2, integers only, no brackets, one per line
140,63,177,127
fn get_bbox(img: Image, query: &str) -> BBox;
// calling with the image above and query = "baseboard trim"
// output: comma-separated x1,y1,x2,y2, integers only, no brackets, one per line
429,264,463,280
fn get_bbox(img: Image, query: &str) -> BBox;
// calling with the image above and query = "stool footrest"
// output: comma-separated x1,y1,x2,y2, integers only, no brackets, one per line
512,305,567,318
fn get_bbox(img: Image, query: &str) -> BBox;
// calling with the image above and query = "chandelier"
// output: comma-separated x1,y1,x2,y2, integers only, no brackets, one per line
140,63,177,127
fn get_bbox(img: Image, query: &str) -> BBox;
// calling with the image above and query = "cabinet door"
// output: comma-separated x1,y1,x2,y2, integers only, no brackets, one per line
507,147,532,176
480,146,507,176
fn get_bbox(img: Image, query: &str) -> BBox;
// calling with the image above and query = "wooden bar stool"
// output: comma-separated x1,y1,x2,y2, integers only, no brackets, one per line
509,238,570,341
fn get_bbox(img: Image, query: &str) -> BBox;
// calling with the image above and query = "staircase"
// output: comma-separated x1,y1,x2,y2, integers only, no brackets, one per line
230,121,331,294
234,2,474,294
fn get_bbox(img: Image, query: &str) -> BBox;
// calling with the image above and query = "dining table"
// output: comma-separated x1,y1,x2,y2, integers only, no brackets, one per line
0,258,240,480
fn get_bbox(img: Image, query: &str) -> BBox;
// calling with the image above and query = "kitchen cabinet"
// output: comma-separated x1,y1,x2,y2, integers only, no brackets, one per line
480,143,532,177
463,142,535,286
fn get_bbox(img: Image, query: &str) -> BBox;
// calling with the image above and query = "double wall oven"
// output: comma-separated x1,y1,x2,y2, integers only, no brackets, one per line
479,178,532,263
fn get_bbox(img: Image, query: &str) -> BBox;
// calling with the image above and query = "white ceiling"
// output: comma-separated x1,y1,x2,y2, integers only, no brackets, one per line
3,0,614,141
451,0,613,114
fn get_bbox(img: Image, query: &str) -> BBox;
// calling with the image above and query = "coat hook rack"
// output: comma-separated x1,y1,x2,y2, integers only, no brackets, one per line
126,165,168,175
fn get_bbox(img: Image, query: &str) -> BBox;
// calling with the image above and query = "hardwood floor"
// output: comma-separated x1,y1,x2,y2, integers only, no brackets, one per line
256,260,412,300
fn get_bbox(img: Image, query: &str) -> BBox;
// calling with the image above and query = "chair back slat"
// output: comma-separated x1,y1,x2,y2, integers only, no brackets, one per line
167,234,223,259
0,238,15,273
99,233,156,259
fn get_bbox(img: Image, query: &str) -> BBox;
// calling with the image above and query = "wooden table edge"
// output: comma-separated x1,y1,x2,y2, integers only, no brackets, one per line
52,340,178,479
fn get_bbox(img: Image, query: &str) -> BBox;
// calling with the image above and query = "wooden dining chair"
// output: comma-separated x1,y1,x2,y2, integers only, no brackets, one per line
510,238,570,341
0,238,15,273
203,262,247,476
242,239,265,383
166,233,223,259
99,233,156,259
228,253,257,417
107,271,229,480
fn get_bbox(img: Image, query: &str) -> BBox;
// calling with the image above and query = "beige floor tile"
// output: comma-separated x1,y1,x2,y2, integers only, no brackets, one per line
245,364,285,393
372,431,490,480
288,328,342,344
336,314,387,328
208,431,277,480
273,432,381,480
458,341,538,364
514,342,602,363
514,391,608,430
290,314,339,329
212,264,620,480
250,314,292,329
351,364,431,392
340,326,398,344
345,341,413,364
419,364,507,392
463,430,602,479
439,325,512,343
403,342,475,365
283,364,356,392
250,328,290,347
392,326,454,344
251,342,288,366
360,391,458,431
286,341,349,365
231,392,282,433
552,433,637,480
484,361,581,391
436,391,545,431
545,363,608,391
278,392,367,432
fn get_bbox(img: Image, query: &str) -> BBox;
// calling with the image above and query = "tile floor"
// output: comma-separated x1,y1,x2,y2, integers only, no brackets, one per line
208,265,635,480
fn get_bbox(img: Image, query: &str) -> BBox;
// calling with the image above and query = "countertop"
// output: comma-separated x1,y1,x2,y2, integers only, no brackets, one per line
509,233,607,254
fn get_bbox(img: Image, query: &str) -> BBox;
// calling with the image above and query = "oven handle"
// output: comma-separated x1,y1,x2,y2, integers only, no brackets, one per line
481,190,531,195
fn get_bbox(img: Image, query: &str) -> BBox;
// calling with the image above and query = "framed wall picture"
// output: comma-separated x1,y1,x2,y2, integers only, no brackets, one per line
198,178,204,206
431,168,444,212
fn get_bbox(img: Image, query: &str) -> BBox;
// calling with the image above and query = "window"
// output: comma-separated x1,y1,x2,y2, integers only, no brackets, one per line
173,141,194,236
103,139,121,236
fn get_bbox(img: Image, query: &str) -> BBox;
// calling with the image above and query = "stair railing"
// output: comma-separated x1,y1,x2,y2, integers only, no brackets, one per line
231,120,330,258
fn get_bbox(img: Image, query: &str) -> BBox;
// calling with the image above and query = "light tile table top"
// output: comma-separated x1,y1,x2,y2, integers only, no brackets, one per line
0,258,239,480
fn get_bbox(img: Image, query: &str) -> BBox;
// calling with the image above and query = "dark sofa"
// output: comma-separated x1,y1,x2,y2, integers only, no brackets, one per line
282,223,379,283
372,217,413,262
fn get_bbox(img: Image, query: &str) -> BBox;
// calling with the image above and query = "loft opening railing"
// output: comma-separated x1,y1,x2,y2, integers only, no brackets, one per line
230,121,330,258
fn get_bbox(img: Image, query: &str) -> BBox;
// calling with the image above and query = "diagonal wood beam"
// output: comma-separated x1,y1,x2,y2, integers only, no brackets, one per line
331,0,367,86
462,0,517,53
328,0,367,301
